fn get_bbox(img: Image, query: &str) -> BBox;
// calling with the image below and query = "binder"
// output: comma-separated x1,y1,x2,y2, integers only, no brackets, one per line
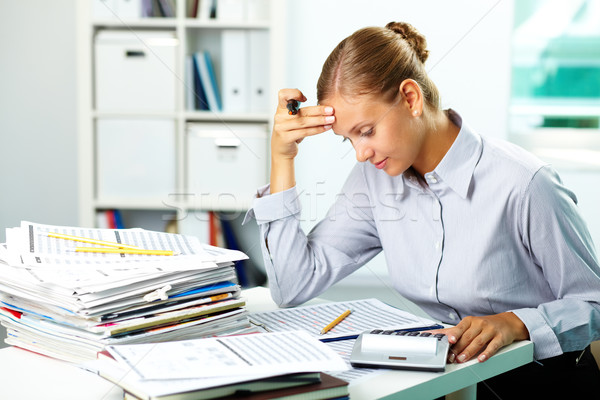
185,55,195,110
221,30,249,113
195,51,222,111
115,0,142,18
191,53,209,110
248,30,269,113
216,0,245,21
247,0,269,21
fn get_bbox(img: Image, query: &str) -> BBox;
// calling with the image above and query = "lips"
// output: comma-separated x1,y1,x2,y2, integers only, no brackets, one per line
374,158,388,169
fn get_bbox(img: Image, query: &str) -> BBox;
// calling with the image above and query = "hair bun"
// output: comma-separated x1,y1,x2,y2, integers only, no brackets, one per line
385,21,429,64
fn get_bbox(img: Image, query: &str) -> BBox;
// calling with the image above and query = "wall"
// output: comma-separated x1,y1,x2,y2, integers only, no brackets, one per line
0,0,78,238
0,0,78,348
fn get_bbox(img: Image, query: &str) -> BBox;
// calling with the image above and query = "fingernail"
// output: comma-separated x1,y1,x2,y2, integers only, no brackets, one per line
324,106,334,113
457,354,466,363
323,125,332,130
478,354,487,362
448,353,455,363
449,336,456,343
325,116,335,123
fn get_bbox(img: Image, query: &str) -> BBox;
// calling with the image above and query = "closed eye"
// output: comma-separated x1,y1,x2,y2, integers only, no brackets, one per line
360,128,374,137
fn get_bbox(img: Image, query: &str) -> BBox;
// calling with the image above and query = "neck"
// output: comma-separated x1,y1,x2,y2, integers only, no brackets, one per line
412,109,460,177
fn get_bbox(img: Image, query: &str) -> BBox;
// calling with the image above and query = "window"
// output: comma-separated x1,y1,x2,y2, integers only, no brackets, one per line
509,0,600,169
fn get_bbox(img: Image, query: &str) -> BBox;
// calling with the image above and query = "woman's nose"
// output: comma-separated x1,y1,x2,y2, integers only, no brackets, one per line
354,140,373,163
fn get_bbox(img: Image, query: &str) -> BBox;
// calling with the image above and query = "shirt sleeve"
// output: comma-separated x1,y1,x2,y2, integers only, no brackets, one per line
243,163,382,307
511,165,600,360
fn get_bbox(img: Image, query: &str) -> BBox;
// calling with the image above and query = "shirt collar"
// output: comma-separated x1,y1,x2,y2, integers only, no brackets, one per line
431,109,483,199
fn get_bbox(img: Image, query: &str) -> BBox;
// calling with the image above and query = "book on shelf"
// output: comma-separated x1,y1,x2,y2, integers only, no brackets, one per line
190,53,209,110
188,0,269,21
96,209,124,229
142,0,175,18
192,51,222,112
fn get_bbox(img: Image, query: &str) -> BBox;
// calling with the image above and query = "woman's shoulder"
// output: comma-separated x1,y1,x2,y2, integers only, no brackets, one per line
480,136,548,179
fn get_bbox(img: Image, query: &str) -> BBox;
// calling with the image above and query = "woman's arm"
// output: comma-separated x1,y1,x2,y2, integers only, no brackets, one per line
435,166,600,362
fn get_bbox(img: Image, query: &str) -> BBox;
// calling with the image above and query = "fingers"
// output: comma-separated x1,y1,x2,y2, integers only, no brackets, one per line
273,89,335,144
271,89,335,160
441,313,526,364
277,88,307,109
275,111,334,139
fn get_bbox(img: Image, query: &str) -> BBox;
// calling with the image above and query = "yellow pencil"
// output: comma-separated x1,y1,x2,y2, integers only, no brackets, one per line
75,247,175,256
320,309,352,335
48,232,141,250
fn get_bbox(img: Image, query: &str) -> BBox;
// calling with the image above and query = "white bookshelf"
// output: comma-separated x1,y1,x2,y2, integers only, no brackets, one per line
76,0,285,231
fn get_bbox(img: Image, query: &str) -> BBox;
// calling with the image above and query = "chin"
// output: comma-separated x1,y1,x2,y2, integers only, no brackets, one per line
383,167,404,177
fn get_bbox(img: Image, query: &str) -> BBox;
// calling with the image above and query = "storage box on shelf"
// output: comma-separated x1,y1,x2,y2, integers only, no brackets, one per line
77,0,285,237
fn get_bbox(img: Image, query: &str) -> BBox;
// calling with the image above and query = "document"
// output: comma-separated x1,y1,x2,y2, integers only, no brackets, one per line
249,298,439,339
106,330,349,380
5,221,246,269
324,338,384,383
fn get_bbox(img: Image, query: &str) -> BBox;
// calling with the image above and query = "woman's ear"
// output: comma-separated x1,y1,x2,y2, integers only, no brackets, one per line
399,79,423,117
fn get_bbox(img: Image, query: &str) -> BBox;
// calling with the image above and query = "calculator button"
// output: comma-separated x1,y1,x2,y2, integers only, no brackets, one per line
407,331,420,336
370,329,383,334
382,330,394,335
395,331,409,336
419,332,432,337
434,334,446,340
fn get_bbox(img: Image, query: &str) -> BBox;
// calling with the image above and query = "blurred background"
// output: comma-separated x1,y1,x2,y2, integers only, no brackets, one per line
1,0,600,347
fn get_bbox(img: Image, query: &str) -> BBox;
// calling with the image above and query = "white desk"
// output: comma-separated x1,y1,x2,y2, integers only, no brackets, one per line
0,287,533,400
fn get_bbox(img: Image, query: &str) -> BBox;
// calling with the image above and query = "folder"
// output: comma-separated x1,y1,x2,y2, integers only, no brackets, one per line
247,0,269,22
191,53,209,110
221,30,249,113
248,30,269,113
115,0,142,18
185,55,196,110
216,0,246,21
194,51,222,111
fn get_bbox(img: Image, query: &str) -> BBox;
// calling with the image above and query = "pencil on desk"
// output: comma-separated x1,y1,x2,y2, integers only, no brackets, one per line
75,247,176,256
320,309,352,335
47,232,141,250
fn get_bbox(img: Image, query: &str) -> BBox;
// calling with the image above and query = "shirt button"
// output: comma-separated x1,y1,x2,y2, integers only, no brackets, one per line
426,174,438,184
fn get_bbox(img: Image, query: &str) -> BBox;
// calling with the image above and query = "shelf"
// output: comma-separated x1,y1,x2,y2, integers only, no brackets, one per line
94,197,254,213
184,111,271,122
91,18,270,30
92,18,178,28
183,19,270,29
77,1,286,229
94,198,176,210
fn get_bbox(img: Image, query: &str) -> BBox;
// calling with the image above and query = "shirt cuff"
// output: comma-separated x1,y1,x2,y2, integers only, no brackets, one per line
242,184,301,225
511,307,563,360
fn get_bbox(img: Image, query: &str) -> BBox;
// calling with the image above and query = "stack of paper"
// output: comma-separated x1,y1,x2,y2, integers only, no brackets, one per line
0,221,254,363
93,330,349,400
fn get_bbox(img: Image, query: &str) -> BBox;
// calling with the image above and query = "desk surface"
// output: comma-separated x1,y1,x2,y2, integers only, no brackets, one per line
0,287,533,400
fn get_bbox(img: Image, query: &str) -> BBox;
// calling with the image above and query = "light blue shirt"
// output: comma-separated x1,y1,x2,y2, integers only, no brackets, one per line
244,110,600,360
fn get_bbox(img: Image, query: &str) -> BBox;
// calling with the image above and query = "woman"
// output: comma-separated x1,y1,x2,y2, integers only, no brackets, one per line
245,22,600,396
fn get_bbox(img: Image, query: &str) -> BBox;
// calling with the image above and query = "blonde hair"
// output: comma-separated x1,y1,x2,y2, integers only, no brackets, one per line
317,22,440,109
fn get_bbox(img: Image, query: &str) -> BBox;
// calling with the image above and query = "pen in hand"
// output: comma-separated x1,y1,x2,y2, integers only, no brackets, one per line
320,309,352,335
286,99,300,115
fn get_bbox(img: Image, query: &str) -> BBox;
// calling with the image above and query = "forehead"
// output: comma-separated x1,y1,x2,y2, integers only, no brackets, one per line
325,94,390,136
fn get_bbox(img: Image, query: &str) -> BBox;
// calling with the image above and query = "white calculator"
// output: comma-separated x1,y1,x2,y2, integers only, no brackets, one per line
350,329,450,372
